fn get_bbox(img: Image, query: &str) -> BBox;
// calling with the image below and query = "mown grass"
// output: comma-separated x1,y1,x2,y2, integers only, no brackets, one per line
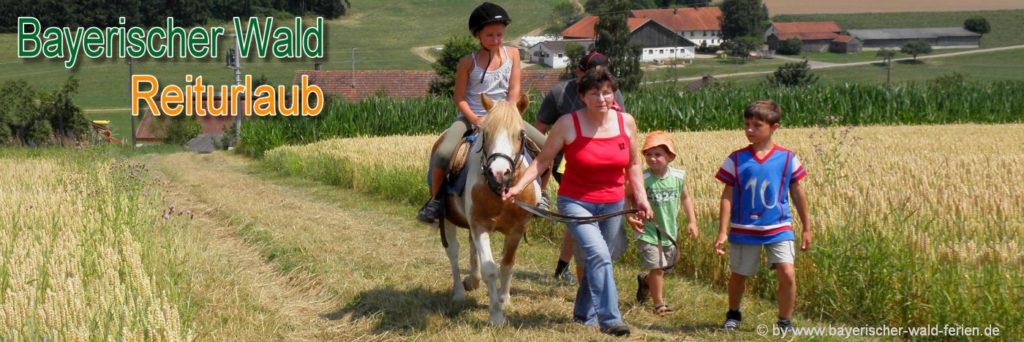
642,57,790,84
258,124,1024,337
774,9,1024,49
144,151,854,340
813,48,1024,84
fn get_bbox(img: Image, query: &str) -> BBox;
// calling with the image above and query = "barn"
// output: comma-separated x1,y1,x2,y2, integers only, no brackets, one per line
847,27,982,49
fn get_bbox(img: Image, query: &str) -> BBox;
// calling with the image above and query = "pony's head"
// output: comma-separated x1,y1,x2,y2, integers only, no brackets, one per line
479,94,529,193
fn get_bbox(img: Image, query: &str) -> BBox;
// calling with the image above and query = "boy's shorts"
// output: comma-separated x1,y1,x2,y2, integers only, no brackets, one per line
729,240,795,276
638,240,678,271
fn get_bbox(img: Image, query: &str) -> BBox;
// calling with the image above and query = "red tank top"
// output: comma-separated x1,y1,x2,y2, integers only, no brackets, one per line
558,110,631,203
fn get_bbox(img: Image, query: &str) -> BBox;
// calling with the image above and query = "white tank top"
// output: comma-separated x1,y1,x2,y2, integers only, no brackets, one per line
463,46,511,119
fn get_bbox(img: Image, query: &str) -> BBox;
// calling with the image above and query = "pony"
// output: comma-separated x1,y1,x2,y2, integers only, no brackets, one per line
429,94,540,325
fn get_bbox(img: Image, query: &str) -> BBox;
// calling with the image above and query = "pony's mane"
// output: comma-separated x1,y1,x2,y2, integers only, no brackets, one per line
481,100,524,144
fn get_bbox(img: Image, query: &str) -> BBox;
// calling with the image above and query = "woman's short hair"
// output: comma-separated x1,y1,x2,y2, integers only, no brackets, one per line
577,66,618,96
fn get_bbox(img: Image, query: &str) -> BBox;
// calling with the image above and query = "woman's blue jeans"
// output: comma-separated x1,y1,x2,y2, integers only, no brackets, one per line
557,195,627,328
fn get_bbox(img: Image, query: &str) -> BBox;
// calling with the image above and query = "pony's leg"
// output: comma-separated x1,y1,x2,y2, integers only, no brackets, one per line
444,222,465,301
472,226,506,325
498,227,525,308
463,230,481,291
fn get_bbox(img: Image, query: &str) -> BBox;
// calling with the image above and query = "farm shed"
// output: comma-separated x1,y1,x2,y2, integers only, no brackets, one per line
765,21,842,52
847,27,981,49
829,35,862,53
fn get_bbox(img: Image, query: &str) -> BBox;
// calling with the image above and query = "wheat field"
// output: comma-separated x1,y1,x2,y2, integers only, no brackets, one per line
263,123,1024,332
0,153,190,340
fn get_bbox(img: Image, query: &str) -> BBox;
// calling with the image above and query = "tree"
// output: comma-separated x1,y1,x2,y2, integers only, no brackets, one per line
720,36,761,61
900,40,932,61
561,43,587,80
766,60,818,87
876,48,897,84
547,0,583,35
777,38,802,55
963,17,991,35
429,35,479,97
720,0,769,39
594,0,644,90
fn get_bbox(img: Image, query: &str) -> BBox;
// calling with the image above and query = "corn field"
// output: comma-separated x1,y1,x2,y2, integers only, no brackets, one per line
0,150,191,340
238,81,1024,157
261,124,1023,335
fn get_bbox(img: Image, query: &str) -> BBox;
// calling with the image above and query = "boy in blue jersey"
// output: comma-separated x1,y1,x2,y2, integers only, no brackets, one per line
713,100,812,332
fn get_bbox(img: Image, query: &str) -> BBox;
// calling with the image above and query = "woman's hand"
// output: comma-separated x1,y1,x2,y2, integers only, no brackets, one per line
501,184,523,203
635,199,654,221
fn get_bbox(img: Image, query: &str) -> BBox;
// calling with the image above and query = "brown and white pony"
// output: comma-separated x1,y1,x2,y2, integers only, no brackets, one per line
432,94,539,325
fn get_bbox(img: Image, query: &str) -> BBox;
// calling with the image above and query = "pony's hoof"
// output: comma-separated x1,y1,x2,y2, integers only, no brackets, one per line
488,315,508,326
462,277,480,291
451,291,466,302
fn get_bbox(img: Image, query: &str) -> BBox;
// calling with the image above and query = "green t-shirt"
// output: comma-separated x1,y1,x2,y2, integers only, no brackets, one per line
638,167,685,246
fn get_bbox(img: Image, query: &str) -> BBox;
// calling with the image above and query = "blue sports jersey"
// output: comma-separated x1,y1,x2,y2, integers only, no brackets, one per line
715,145,807,245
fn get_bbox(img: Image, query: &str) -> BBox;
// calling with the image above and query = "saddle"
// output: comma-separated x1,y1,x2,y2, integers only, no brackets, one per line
427,129,540,196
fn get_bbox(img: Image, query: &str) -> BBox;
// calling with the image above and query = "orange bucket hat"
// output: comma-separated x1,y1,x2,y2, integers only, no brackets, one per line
642,131,676,156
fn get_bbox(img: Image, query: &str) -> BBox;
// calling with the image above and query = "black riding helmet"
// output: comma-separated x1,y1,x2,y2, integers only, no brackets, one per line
468,2,511,34
468,2,512,83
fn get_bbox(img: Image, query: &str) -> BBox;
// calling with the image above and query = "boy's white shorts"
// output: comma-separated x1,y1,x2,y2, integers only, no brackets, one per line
729,240,796,276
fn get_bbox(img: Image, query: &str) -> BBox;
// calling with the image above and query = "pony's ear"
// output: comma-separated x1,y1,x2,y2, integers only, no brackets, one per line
481,94,495,111
516,94,529,113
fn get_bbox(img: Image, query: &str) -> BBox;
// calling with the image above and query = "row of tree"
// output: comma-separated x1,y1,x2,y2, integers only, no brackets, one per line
0,0,350,32
0,78,91,146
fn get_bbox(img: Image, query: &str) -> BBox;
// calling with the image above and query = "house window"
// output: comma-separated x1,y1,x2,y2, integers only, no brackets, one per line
703,31,708,37
659,49,664,53
558,53,563,58
670,49,675,53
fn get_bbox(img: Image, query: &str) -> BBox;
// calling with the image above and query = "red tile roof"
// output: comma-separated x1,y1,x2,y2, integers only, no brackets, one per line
772,21,841,41
136,97,237,142
562,16,600,39
295,70,564,101
832,35,855,43
631,7,722,32
563,8,722,39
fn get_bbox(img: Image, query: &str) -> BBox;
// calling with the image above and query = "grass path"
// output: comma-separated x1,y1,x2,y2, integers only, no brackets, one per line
137,151,847,340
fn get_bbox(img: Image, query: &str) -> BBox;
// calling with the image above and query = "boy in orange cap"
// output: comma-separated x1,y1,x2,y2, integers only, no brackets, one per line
628,131,699,316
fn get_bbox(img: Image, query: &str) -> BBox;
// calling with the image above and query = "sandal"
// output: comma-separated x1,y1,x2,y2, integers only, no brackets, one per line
653,304,674,316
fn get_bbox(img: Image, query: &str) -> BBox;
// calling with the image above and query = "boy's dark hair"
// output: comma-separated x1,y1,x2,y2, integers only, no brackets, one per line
577,66,618,96
743,100,782,125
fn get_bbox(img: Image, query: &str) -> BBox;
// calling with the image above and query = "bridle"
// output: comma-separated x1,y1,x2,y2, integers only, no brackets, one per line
478,129,526,196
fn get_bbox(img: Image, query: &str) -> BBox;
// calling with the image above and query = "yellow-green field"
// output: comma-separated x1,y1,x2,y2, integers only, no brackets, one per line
3,124,1021,339
0,150,189,340
264,124,1024,333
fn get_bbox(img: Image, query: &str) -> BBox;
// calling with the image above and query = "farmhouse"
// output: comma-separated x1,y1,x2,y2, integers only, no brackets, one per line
847,27,981,49
765,21,842,52
136,94,239,142
563,8,722,47
630,7,724,47
528,39,595,69
560,17,696,65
